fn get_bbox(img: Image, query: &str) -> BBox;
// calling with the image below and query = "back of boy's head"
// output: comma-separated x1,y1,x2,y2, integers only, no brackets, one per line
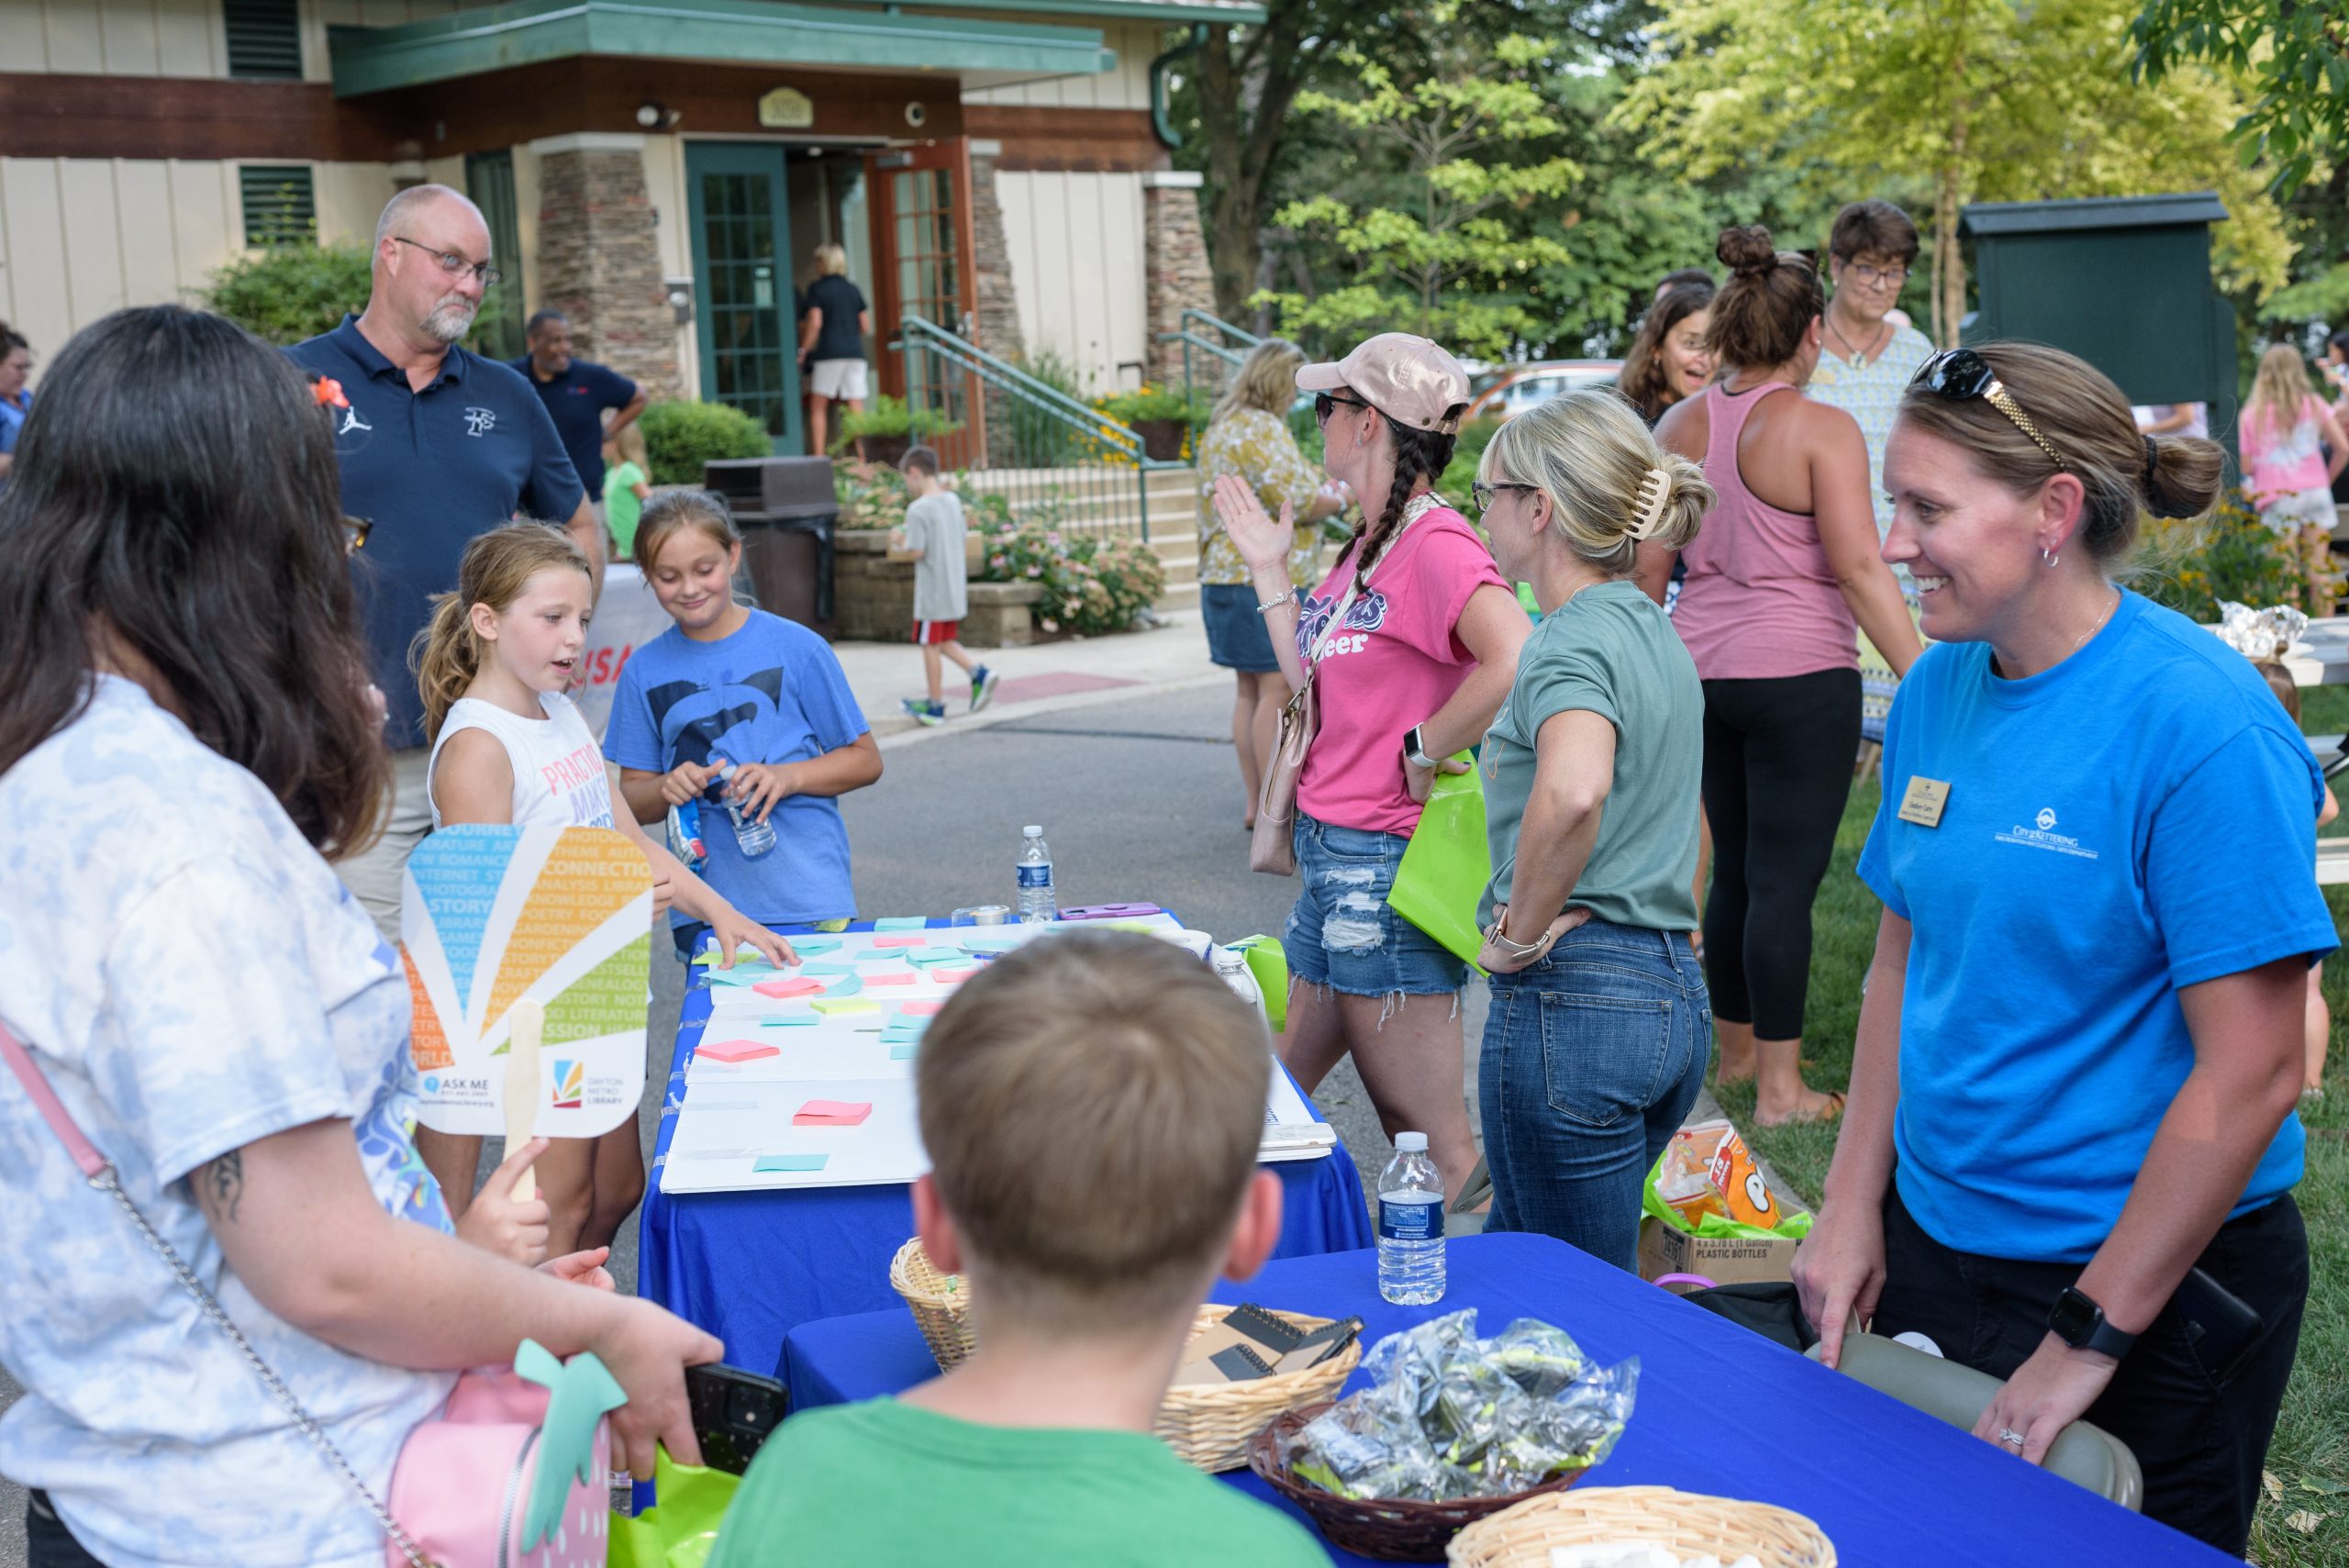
900,445,941,480
632,487,740,572
917,929,1269,1329
2257,661,2302,723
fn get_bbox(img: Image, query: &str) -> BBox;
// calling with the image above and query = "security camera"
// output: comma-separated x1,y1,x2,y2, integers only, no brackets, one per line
905,101,928,128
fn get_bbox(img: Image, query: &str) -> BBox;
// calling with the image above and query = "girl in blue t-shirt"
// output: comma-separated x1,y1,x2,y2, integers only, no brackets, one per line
609,492,880,955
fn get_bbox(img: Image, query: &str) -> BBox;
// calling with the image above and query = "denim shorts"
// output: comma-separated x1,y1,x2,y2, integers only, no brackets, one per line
1478,919,1710,1271
1200,582,1281,673
1283,812,1468,999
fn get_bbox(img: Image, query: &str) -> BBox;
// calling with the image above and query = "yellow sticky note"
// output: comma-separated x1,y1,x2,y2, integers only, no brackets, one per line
810,997,882,1017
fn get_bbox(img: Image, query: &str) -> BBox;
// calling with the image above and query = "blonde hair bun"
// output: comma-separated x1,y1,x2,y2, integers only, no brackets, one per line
1479,390,1714,570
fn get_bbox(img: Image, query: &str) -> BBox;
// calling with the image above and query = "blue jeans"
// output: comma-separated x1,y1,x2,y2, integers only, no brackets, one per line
1478,919,1710,1272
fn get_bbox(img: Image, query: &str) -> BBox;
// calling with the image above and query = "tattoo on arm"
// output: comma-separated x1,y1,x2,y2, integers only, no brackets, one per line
195,1151,244,1225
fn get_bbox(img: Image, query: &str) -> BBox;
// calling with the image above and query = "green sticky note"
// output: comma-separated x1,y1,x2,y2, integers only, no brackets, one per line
874,917,927,932
694,942,773,967
888,1043,919,1061
752,1153,828,1173
811,997,881,1016
760,1015,820,1029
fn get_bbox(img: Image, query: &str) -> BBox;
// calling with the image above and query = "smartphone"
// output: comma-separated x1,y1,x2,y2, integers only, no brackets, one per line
685,1362,788,1475
2169,1266,2265,1384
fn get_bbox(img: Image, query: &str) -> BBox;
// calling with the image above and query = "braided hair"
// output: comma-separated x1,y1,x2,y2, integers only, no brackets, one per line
1353,409,1464,580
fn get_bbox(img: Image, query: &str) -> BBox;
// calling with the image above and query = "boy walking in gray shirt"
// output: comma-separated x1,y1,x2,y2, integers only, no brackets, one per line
892,446,998,726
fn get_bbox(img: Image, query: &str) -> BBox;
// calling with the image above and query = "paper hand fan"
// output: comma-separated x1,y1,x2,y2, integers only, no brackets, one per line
400,824,651,1138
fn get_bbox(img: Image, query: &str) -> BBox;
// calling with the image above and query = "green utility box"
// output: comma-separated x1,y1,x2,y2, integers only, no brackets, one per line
1959,193,2235,450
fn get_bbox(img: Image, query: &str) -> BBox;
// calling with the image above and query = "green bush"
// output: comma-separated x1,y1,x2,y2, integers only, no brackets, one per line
202,241,373,346
834,394,961,450
2136,490,2335,620
1100,384,1208,425
638,400,772,486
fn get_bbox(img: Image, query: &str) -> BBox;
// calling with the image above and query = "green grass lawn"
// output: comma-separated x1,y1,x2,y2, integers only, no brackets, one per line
1716,687,2349,1562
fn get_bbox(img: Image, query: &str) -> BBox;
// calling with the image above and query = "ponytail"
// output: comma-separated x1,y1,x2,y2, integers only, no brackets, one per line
409,520,593,740
414,590,486,741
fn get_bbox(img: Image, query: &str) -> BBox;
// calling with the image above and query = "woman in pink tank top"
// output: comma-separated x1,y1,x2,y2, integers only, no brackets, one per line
1654,225,1921,1128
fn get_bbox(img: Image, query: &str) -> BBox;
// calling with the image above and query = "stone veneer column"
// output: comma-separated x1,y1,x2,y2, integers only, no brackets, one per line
1141,170,1215,389
968,140,1025,363
531,133,680,402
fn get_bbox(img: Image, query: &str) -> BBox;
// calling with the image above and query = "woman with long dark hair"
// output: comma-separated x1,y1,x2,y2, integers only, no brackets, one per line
1618,282,1716,428
1213,333,1530,1201
0,306,716,1568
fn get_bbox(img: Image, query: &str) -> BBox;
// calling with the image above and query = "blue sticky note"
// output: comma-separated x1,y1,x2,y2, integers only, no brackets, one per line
703,967,769,987
882,1026,923,1043
752,1153,829,1173
788,937,842,955
888,1043,919,1061
823,973,864,996
874,917,928,932
797,962,857,975
760,1016,820,1029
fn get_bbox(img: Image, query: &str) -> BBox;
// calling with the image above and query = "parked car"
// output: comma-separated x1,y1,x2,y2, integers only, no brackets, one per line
1465,360,1626,423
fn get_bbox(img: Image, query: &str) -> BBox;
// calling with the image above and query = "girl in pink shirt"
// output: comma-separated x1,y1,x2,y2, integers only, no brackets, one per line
1214,334,1530,1201
2240,344,2347,617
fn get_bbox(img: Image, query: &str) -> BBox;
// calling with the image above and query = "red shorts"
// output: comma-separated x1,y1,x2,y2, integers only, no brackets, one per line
911,618,961,645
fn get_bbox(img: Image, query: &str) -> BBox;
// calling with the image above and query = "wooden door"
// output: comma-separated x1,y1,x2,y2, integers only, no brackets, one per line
868,139,985,468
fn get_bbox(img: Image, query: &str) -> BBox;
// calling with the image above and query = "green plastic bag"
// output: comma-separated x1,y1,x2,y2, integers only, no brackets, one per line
1386,752,1491,976
1639,1151,1814,1241
608,1451,740,1568
1231,934,1289,1033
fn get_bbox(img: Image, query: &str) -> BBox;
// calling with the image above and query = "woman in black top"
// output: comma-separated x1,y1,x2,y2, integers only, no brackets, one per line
800,243,871,457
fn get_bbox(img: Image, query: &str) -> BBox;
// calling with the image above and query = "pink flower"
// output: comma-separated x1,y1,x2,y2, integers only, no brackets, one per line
1026,563,1043,578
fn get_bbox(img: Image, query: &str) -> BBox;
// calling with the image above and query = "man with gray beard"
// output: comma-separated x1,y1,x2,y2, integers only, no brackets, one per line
287,183,605,938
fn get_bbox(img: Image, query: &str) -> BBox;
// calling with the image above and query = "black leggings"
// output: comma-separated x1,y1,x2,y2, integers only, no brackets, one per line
1699,668,1860,1039
26,1493,106,1568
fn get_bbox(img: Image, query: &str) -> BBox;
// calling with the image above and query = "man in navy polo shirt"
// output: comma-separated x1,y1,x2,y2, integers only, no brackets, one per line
512,309,646,515
287,183,604,939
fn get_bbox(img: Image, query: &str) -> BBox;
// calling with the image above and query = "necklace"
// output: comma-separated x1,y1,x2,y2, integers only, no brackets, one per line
1825,312,1888,370
2067,589,2121,658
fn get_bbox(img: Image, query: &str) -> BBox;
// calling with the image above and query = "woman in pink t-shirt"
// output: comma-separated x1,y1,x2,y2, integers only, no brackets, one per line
1213,333,1530,1200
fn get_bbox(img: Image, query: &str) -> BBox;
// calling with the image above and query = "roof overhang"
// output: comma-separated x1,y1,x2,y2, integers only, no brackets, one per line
330,0,1119,97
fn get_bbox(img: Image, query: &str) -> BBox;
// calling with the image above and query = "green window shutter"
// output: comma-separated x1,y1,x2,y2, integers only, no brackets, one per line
465,150,529,361
224,0,302,78
240,165,317,247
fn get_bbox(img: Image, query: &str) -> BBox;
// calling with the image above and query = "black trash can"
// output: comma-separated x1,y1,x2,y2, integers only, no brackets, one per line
705,457,839,639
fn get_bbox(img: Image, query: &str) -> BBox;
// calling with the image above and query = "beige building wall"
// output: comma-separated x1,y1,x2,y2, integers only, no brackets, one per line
960,17,1155,109
993,168,1148,393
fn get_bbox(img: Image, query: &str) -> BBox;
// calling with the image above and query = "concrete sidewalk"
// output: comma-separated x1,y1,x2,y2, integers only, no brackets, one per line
839,609,1228,744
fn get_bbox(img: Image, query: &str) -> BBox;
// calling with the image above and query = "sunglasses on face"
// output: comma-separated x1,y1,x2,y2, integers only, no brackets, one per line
1909,349,2068,472
1313,392,1371,428
1470,480,1538,516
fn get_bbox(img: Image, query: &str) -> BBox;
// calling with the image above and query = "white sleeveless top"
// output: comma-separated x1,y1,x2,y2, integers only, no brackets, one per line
428,691,617,830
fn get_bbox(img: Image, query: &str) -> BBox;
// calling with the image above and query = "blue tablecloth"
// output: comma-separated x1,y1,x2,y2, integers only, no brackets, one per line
636,919,1372,1380
781,1232,2233,1567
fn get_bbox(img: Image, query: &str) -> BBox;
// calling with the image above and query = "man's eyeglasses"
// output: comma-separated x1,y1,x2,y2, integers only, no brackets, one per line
1470,480,1538,516
393,237,503,287
343,516,373,554
1842,260,1909,290
1910,349,2068,472
1314,392,1371,428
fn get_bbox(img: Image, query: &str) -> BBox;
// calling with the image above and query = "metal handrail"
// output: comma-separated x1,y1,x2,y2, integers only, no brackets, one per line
1171,306,1262,355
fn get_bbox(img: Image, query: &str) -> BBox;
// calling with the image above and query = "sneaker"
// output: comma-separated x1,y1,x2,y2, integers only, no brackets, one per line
900,697,946,728
969,665,1000,713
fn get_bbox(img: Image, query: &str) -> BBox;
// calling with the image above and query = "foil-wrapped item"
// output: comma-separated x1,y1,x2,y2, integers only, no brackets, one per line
2212,600,2309,662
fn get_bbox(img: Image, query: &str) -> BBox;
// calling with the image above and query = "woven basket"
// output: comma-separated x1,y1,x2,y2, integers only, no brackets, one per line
1444,1486,1836,1568
1245,1403,1595,1562
889,1237,978,1370
887,1240,1359,1473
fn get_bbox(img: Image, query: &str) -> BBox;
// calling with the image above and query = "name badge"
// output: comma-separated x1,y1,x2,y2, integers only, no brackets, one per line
1898,775,1951,828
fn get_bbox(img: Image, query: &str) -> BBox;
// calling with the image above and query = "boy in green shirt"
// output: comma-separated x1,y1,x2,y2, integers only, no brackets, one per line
707,931,1327,1567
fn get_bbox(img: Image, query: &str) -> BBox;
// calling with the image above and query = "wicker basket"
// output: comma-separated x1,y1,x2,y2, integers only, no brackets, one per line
1245,1403,1595,1562
1444,1486,1836,1568
887,1240,1360,1473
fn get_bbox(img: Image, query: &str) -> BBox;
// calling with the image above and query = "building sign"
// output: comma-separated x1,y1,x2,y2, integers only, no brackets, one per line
758,88,815,129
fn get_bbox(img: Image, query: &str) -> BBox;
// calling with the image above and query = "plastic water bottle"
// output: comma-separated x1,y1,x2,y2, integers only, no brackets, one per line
1377,1132,1446,1305
667,800,708,872
716,762,775,859
1016,825,1055,923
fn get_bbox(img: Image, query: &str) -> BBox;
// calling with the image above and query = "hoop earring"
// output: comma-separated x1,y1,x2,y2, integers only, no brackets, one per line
2042,548,2059,568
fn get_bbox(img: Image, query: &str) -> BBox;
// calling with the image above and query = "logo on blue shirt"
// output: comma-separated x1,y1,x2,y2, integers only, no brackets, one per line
339,405,373,435
464,406,497,437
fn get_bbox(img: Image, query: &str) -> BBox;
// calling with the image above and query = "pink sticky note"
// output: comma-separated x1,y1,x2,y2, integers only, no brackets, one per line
900,1000,946,1017
936,967,980,984
871,935,927,949
792,1099,873,1127
864,972,916,986
700,1039,780,1064
752,977,824,999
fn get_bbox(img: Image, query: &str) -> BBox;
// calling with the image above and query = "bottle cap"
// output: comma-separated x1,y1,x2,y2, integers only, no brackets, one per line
1395,1131,1428,1152
1022,825,1043,837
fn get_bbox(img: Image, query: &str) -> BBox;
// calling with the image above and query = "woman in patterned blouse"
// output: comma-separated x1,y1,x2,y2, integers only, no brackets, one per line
1195,339,1351,826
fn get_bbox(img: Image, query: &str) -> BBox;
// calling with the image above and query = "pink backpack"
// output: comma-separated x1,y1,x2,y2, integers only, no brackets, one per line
1,1018,624,1568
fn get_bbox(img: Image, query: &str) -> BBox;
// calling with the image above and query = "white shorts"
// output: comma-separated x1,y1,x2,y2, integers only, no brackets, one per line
2258,488,2337,533
810,359,868,400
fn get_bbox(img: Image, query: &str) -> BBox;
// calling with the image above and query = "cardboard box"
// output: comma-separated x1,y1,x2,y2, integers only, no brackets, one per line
1638,1215,1800,1291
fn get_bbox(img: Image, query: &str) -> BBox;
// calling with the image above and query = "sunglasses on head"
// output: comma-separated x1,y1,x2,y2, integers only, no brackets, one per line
1313,392,1371,428
1910,349,2068,472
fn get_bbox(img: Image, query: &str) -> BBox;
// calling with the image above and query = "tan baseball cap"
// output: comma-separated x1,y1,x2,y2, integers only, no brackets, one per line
1296,333,1471,435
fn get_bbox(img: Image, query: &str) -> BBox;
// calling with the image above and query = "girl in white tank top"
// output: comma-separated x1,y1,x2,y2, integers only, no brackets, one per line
416,523,795,1265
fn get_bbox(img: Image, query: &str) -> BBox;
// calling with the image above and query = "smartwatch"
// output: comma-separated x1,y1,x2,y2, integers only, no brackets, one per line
2047,1286,2138,1360
1403,725,1439,772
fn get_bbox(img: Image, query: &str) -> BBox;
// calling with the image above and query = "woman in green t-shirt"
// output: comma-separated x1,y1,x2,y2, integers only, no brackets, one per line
1470,389,1719,1271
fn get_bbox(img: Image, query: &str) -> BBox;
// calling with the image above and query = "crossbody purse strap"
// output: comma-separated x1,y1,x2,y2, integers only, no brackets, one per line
0,1018,439,1568
1297,490,1442,689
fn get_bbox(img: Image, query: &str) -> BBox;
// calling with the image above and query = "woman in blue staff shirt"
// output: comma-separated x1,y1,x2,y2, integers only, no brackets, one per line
1793,342,2332,1555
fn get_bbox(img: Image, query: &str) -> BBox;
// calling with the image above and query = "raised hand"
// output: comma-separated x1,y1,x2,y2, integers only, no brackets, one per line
1213,474,1300,576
